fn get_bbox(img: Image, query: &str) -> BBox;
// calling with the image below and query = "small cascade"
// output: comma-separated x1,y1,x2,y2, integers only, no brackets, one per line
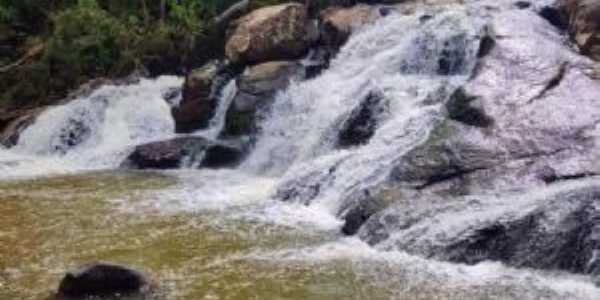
244,9,485,216
0,76,182,177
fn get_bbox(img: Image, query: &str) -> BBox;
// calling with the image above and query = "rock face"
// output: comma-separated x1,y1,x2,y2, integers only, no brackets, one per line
122,137,244,169
225,3,317,65
224,60,304,137
562,0,600,60
352,3,600,276
360,183,600,276
57,263,151,299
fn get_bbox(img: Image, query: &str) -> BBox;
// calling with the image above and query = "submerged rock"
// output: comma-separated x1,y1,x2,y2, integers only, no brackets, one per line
122,137,244,169
225,3,317,65
223,60,304,137
57,262,152,299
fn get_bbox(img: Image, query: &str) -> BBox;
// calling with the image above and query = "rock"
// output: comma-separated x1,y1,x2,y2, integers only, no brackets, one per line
172,62,221,134
445,87,493,128
337,91,386,148
561,0,600,60
339,188,394,235
122,137,244,169
0,108,44,147
319,5,382,52
225,3,317,65
223,60,304,137
359,184,600,276
57,262,151,299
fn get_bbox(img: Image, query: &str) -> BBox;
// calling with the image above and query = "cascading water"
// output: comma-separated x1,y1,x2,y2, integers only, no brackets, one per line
245,8,484,215
0,76,182,179
4,1,600,299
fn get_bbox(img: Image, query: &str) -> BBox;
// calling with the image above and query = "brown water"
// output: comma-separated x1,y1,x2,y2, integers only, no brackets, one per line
2,171,600,300
0,171,389,300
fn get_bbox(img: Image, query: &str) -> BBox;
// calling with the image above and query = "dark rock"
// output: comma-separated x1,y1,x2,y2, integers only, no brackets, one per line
360,185,600,276
122,137,244,169
514,1,531,9
57,262,151,299
560,0,600,60
340,188,392,235
172,61,237,134
539,6,568,31
337,91,386,148
0,108,44,147
223,61,304,137
162,87,182,106
445,88,493,128
318,5,381,57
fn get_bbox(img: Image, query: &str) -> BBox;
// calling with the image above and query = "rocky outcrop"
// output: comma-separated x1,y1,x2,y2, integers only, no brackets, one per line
122,137,245,169
348,3,600,276
225,3,317,65
224,60,305,137
172,62,221,134
360,182,600,276
57,262,152,299
0,108,44,147
562,0,600,60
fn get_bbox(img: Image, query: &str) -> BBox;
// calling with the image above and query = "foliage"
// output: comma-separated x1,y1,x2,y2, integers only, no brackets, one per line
0,0,334,109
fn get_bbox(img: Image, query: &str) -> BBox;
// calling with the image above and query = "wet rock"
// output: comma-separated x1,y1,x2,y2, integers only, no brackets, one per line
0,108,44,147
172,62,238,134
360,184,600,276
319,5,382,53
223,61,304,137
561,0,600,60
57,262,151,299
539,6,568,30
122,137,244,169
172,62,219,134
337,91,387,148
339,188,394,235
225,3,317,65
445,88,493,128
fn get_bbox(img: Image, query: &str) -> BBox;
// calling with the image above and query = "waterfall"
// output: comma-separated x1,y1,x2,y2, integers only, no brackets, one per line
0,76,182,178
244,8,484,215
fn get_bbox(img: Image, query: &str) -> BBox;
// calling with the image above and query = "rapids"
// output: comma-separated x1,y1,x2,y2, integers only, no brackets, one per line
2,1,600,299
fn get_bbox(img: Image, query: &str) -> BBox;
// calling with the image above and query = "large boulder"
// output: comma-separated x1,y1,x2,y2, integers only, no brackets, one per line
319,5,382,52
562,0,600,60
225,3,317,65
352,2,600,276
172,62,221,134
223,60,305,137
359,183,600,276
122,137,245,169
57,262,152,299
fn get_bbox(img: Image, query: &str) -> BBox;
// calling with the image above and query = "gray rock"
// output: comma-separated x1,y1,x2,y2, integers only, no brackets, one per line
223,61,304,137
122,137,245,170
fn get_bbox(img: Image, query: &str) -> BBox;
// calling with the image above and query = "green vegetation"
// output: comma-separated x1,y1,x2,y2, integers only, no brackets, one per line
0,0,289,110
